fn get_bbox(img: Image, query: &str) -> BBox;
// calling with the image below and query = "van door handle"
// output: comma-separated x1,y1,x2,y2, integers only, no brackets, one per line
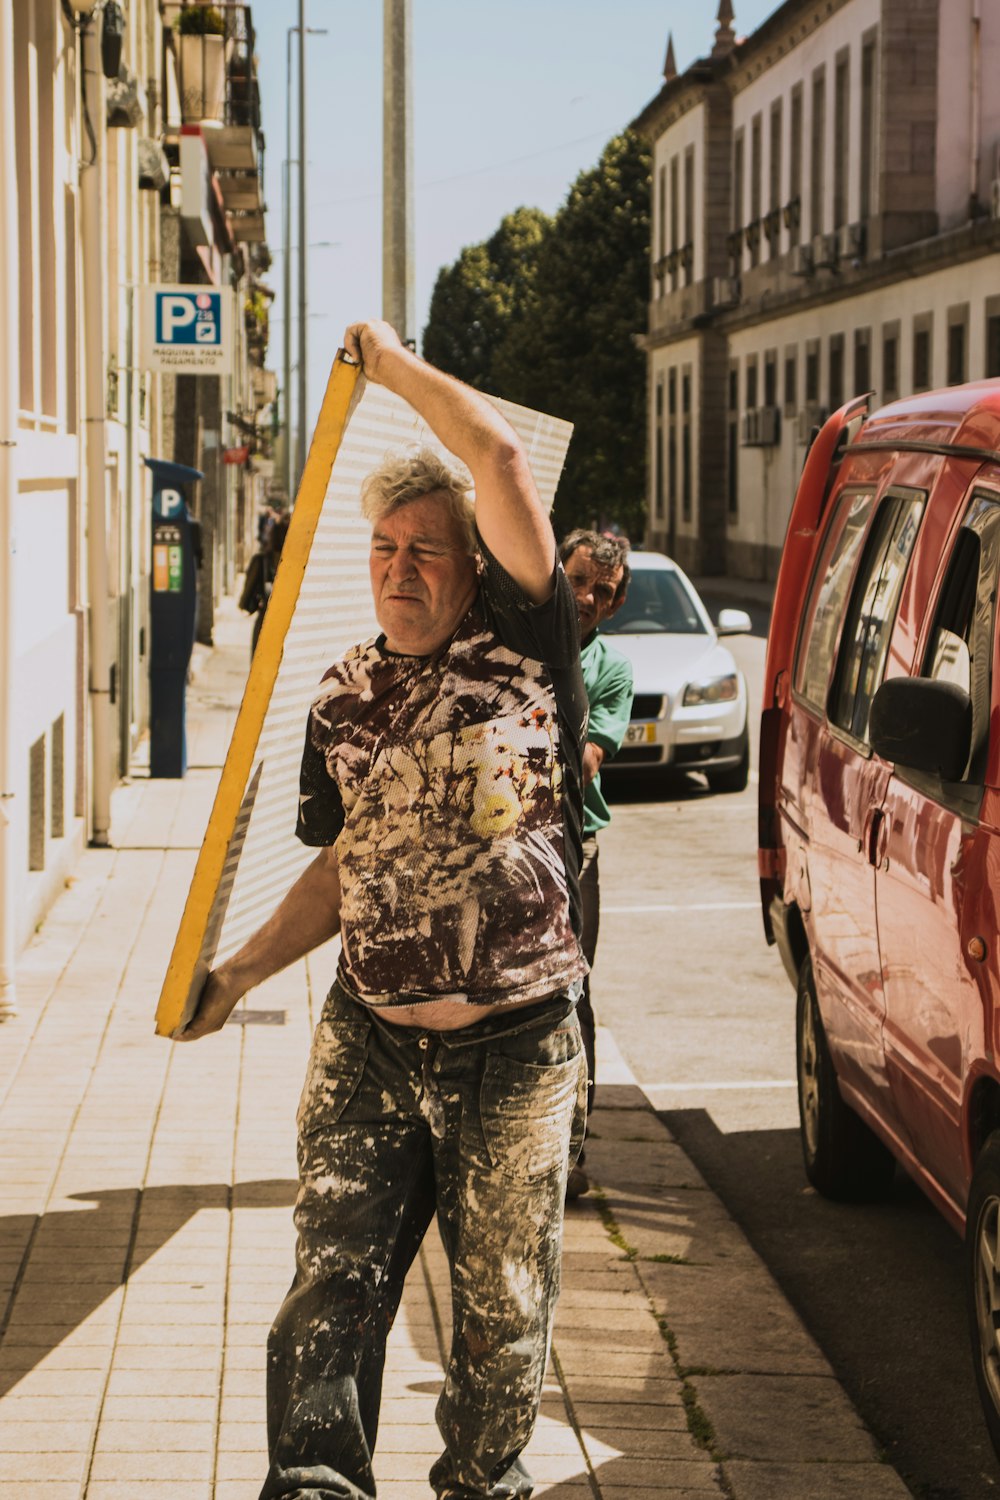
865,808,886,868
863,810,887,870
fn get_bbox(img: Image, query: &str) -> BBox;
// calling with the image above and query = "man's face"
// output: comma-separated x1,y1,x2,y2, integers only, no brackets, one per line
564,545,625,639
370,492,479,656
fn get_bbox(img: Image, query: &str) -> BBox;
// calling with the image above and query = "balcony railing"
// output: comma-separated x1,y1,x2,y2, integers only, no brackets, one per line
163,3,261,133
163,3,266,243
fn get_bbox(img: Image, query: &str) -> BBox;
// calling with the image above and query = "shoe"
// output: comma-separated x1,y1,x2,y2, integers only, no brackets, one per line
565,1165,590,1200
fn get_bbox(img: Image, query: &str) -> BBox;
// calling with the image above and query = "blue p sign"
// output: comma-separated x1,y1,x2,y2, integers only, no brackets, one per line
156,291,221,347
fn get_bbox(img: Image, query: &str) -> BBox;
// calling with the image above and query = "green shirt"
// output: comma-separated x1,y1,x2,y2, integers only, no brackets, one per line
580,632,634,835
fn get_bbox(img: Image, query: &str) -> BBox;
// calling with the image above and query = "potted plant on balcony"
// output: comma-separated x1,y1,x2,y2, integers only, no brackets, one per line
176,5,226,125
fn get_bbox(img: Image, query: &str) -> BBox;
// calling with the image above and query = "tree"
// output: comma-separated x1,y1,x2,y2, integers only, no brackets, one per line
421,207,551,393
493,131,651,539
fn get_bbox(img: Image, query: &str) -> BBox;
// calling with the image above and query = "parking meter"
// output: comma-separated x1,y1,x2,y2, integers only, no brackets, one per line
146,457,203,778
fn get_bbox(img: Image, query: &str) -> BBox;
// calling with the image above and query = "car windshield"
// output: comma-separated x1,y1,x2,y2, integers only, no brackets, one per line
600,569,707,635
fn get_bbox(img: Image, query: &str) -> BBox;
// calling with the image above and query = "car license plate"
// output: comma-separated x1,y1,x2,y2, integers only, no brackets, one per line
624,722,656,745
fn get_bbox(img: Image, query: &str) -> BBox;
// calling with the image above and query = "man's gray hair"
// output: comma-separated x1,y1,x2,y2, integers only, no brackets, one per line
361,446,477,556
559,528,631,601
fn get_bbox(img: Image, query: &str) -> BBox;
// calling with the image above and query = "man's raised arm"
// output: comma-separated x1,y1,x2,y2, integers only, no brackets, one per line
344,320,557,604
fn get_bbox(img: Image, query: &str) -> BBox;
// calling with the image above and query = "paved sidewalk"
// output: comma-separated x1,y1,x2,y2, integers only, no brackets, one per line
0,599,911,1499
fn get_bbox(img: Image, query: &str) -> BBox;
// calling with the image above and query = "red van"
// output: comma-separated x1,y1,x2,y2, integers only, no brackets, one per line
759,381,1000,1455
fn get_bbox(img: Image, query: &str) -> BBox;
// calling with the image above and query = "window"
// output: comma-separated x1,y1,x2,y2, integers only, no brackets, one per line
854,328,871,397
947,305,969,387
805,340,821,404
602,569,706,636
681,366,692,523
833,51,850,230
683,146,695,285
829,492,924,742
796,490,876,706
913,319,932,391
670,155,680,291
829,334,845,410
733,131,745,234
860,32,877,222
745,355,759,410
750,114,762,267
915,493,1000,799
728,362,739,518
784,348,798,415
654,380,664,521
810,68,826,238
789,85,803,248
769,99,783,260
882,321,900,402
764,350,778,408
986,303,1000,378
29,735,45,872
658,165,667,261
50,715,64,840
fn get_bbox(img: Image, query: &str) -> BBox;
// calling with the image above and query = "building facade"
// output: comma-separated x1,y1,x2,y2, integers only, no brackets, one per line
634,0,1000,580
0,0,274,1014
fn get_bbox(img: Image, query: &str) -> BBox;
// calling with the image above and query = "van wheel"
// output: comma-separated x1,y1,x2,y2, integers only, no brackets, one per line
967,1134,1000,1460
796,956,895,1201
707,728,750,793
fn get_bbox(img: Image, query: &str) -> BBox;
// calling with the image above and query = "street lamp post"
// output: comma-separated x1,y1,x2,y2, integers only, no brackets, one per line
283,21,326,502
297,0,307,491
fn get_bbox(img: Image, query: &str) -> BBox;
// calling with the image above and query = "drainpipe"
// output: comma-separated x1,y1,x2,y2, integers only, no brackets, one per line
970,0,982,218
80,17,112,845
0,2,18,1016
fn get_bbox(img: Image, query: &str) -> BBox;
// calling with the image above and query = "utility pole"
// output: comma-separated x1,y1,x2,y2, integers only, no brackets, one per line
382,0,414,343
283,22,326,503
296,0,307,489
283,30,294,503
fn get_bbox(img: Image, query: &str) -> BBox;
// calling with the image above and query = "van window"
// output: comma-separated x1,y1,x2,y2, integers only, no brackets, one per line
829,492,924,743
921,494,1000,787
795,489,875,707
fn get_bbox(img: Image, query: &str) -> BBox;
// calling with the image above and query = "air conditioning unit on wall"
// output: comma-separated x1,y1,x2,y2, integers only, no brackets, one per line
712,276,740,310
837,222,866,261
812,233,839,270
797,405,828,445
742,407,781,447
790,244,814,277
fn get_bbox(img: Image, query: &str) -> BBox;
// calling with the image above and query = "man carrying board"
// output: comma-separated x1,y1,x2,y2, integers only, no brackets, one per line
180,320,589,1500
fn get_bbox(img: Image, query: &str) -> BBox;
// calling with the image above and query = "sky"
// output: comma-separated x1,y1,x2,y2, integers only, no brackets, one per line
250,1,779,441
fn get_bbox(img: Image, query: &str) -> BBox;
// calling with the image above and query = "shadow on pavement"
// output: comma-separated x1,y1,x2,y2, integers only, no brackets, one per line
0,1178,297,1398
662,1108,1000,1500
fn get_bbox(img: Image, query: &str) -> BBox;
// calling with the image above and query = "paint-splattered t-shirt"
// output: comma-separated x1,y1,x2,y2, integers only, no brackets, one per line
296,539,588,1010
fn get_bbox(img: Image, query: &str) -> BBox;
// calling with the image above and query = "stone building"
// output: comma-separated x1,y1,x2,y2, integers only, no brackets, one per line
0,0,273,1014
633,0,1000,579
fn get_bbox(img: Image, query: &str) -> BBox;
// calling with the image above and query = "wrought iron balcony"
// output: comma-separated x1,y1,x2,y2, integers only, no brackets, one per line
162,3,266,242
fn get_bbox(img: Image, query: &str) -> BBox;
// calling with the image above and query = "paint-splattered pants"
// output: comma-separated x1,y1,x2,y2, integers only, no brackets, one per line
259,979,587,1500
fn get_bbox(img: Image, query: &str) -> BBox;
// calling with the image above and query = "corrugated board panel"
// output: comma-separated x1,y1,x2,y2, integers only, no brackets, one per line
155,357,573,1035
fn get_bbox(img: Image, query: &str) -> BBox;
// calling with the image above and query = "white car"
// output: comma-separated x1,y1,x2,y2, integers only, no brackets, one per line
599,551,752,792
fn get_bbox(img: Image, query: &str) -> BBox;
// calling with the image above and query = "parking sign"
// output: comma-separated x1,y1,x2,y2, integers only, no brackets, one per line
141,284,234,374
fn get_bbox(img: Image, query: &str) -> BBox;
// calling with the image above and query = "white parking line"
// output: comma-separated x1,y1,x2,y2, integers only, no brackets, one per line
642,1080,797,1092
603,900,759,914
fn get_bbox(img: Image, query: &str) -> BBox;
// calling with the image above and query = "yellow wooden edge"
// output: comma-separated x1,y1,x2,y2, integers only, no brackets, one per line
154,353,362,1036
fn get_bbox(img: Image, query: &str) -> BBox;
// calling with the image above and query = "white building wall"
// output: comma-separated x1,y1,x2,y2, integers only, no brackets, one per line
652,105,707,286
649,336,701,544
936,0,1000,227
727,255,1000,558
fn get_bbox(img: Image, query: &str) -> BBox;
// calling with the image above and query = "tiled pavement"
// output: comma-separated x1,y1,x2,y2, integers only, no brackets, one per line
0,599,911,1499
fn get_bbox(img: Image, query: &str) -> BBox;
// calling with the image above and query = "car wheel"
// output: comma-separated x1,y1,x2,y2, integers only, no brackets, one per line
796,955,895,1201
967,1133,1000,1460
707,727,749,794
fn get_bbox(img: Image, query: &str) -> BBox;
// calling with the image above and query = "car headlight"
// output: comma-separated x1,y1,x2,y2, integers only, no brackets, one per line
682,673,739,706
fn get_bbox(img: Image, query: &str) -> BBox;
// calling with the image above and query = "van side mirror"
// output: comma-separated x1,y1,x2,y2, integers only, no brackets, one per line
869,677,973,781
717,608,752,636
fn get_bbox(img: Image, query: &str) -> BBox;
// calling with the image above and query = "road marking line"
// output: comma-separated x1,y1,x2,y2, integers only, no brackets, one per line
603,901,759,914
642,1080,797,1092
